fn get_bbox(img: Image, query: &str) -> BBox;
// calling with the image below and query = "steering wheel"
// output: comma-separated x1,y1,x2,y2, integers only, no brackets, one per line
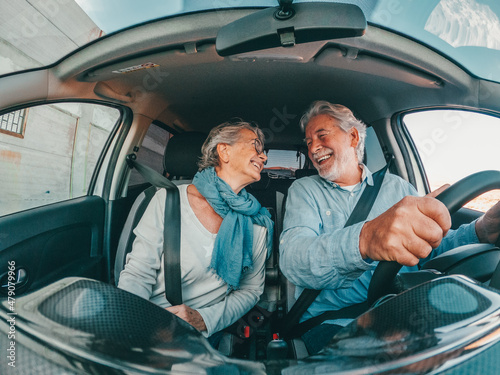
367,170,500,305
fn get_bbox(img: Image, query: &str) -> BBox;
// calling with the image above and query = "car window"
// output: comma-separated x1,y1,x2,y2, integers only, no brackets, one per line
403,109,500,212
128,122,171,187
0,102,120,217
262,127,386,178
264,149,304,178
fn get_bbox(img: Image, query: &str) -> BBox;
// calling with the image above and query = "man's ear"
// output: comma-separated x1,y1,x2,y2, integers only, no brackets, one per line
350,127,360,148
217,143,230,163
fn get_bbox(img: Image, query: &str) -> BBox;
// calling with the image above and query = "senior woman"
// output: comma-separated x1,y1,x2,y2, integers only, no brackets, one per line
118,120,273,344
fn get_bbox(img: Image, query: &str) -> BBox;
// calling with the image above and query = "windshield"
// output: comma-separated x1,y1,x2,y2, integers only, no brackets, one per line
1,0,499,82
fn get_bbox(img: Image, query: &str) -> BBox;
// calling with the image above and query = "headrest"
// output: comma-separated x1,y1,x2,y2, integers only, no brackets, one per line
295,168,318,179
247,172,270,191
163,131,207,178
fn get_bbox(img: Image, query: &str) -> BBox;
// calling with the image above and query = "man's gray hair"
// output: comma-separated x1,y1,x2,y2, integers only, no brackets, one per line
300,101,367,162
198,120,265,170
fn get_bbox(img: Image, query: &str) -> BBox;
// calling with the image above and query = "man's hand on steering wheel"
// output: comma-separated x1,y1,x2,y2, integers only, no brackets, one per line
359,185,452,267
476,201,500,245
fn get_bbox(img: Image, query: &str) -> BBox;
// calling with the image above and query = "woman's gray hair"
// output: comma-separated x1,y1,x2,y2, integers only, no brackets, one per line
198,120,265,170
300,101,367,162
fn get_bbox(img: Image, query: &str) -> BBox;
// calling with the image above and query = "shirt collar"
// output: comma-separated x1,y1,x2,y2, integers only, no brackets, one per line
363,164,374,186
319,164,373,189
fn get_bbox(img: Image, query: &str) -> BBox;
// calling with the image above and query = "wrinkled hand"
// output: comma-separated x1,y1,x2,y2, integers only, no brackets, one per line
166,304,207,332
476,200,500,244
359,185,451,266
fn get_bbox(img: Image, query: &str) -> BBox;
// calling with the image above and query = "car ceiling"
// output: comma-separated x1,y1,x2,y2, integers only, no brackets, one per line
3,7,496,150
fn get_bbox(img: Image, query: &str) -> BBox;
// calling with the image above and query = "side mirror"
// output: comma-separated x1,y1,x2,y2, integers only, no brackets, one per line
216,2,366,57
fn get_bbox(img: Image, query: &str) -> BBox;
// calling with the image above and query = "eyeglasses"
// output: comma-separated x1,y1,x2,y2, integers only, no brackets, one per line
251,138,264,154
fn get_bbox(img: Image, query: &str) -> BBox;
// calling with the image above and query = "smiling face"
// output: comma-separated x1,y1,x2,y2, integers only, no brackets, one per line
216,128,268,193
305,114,361,184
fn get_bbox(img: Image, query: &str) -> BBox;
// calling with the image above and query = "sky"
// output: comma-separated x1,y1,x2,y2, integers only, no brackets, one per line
73,1,362,34
404,110,500,187
74,0,184,33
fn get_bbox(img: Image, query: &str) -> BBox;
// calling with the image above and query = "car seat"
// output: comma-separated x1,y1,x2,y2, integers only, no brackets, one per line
114,131,207,285
276,169,315,359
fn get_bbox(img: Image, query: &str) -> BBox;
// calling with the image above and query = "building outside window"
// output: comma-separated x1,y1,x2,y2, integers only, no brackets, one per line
0,108,28,138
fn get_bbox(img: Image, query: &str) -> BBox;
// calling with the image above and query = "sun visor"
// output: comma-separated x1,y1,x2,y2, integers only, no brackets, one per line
80,43,222,83
316,47,444,88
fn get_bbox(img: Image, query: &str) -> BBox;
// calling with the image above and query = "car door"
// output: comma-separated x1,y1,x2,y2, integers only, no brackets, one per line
0,101,124,297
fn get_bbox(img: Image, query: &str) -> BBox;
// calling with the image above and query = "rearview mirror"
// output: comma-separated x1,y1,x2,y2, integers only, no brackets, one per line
216,2,366,57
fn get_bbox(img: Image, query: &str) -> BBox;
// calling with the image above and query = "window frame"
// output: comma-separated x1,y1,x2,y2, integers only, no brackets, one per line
392,110,429,194
0,100,127,216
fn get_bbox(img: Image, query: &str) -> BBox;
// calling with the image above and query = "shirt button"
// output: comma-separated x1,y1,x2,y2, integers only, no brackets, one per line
326,210,331,216
350,192,354,197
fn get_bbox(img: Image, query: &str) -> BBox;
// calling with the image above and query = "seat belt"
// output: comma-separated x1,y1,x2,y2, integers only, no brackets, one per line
281,163,390,340
126,155,183,306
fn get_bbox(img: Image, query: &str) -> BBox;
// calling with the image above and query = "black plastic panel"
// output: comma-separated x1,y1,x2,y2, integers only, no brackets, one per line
216,3,366,56
0,278,260,374
1,276,499,374
423,243,500,282
0,196,105,296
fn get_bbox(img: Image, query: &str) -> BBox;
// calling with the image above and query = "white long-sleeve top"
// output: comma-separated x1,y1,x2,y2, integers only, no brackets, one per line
118,184,268,337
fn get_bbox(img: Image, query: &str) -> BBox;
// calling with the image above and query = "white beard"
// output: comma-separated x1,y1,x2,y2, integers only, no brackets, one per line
315,147,356,182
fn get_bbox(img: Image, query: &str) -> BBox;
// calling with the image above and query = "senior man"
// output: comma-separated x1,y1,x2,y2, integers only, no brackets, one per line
279,100,500,354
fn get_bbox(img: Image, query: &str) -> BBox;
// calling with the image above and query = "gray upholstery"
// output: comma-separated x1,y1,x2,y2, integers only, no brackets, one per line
114,131,207,285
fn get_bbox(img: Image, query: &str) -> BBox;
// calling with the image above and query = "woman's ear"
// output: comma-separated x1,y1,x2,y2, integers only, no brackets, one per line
217,143,230,164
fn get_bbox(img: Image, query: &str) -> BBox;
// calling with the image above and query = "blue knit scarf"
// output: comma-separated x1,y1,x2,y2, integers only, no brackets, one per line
192,167,274,291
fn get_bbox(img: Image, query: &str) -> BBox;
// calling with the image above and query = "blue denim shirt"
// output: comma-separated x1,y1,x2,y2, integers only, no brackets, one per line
279,166,479,325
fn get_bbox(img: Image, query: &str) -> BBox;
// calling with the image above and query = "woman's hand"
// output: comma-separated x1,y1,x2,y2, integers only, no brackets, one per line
166,304,207,331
